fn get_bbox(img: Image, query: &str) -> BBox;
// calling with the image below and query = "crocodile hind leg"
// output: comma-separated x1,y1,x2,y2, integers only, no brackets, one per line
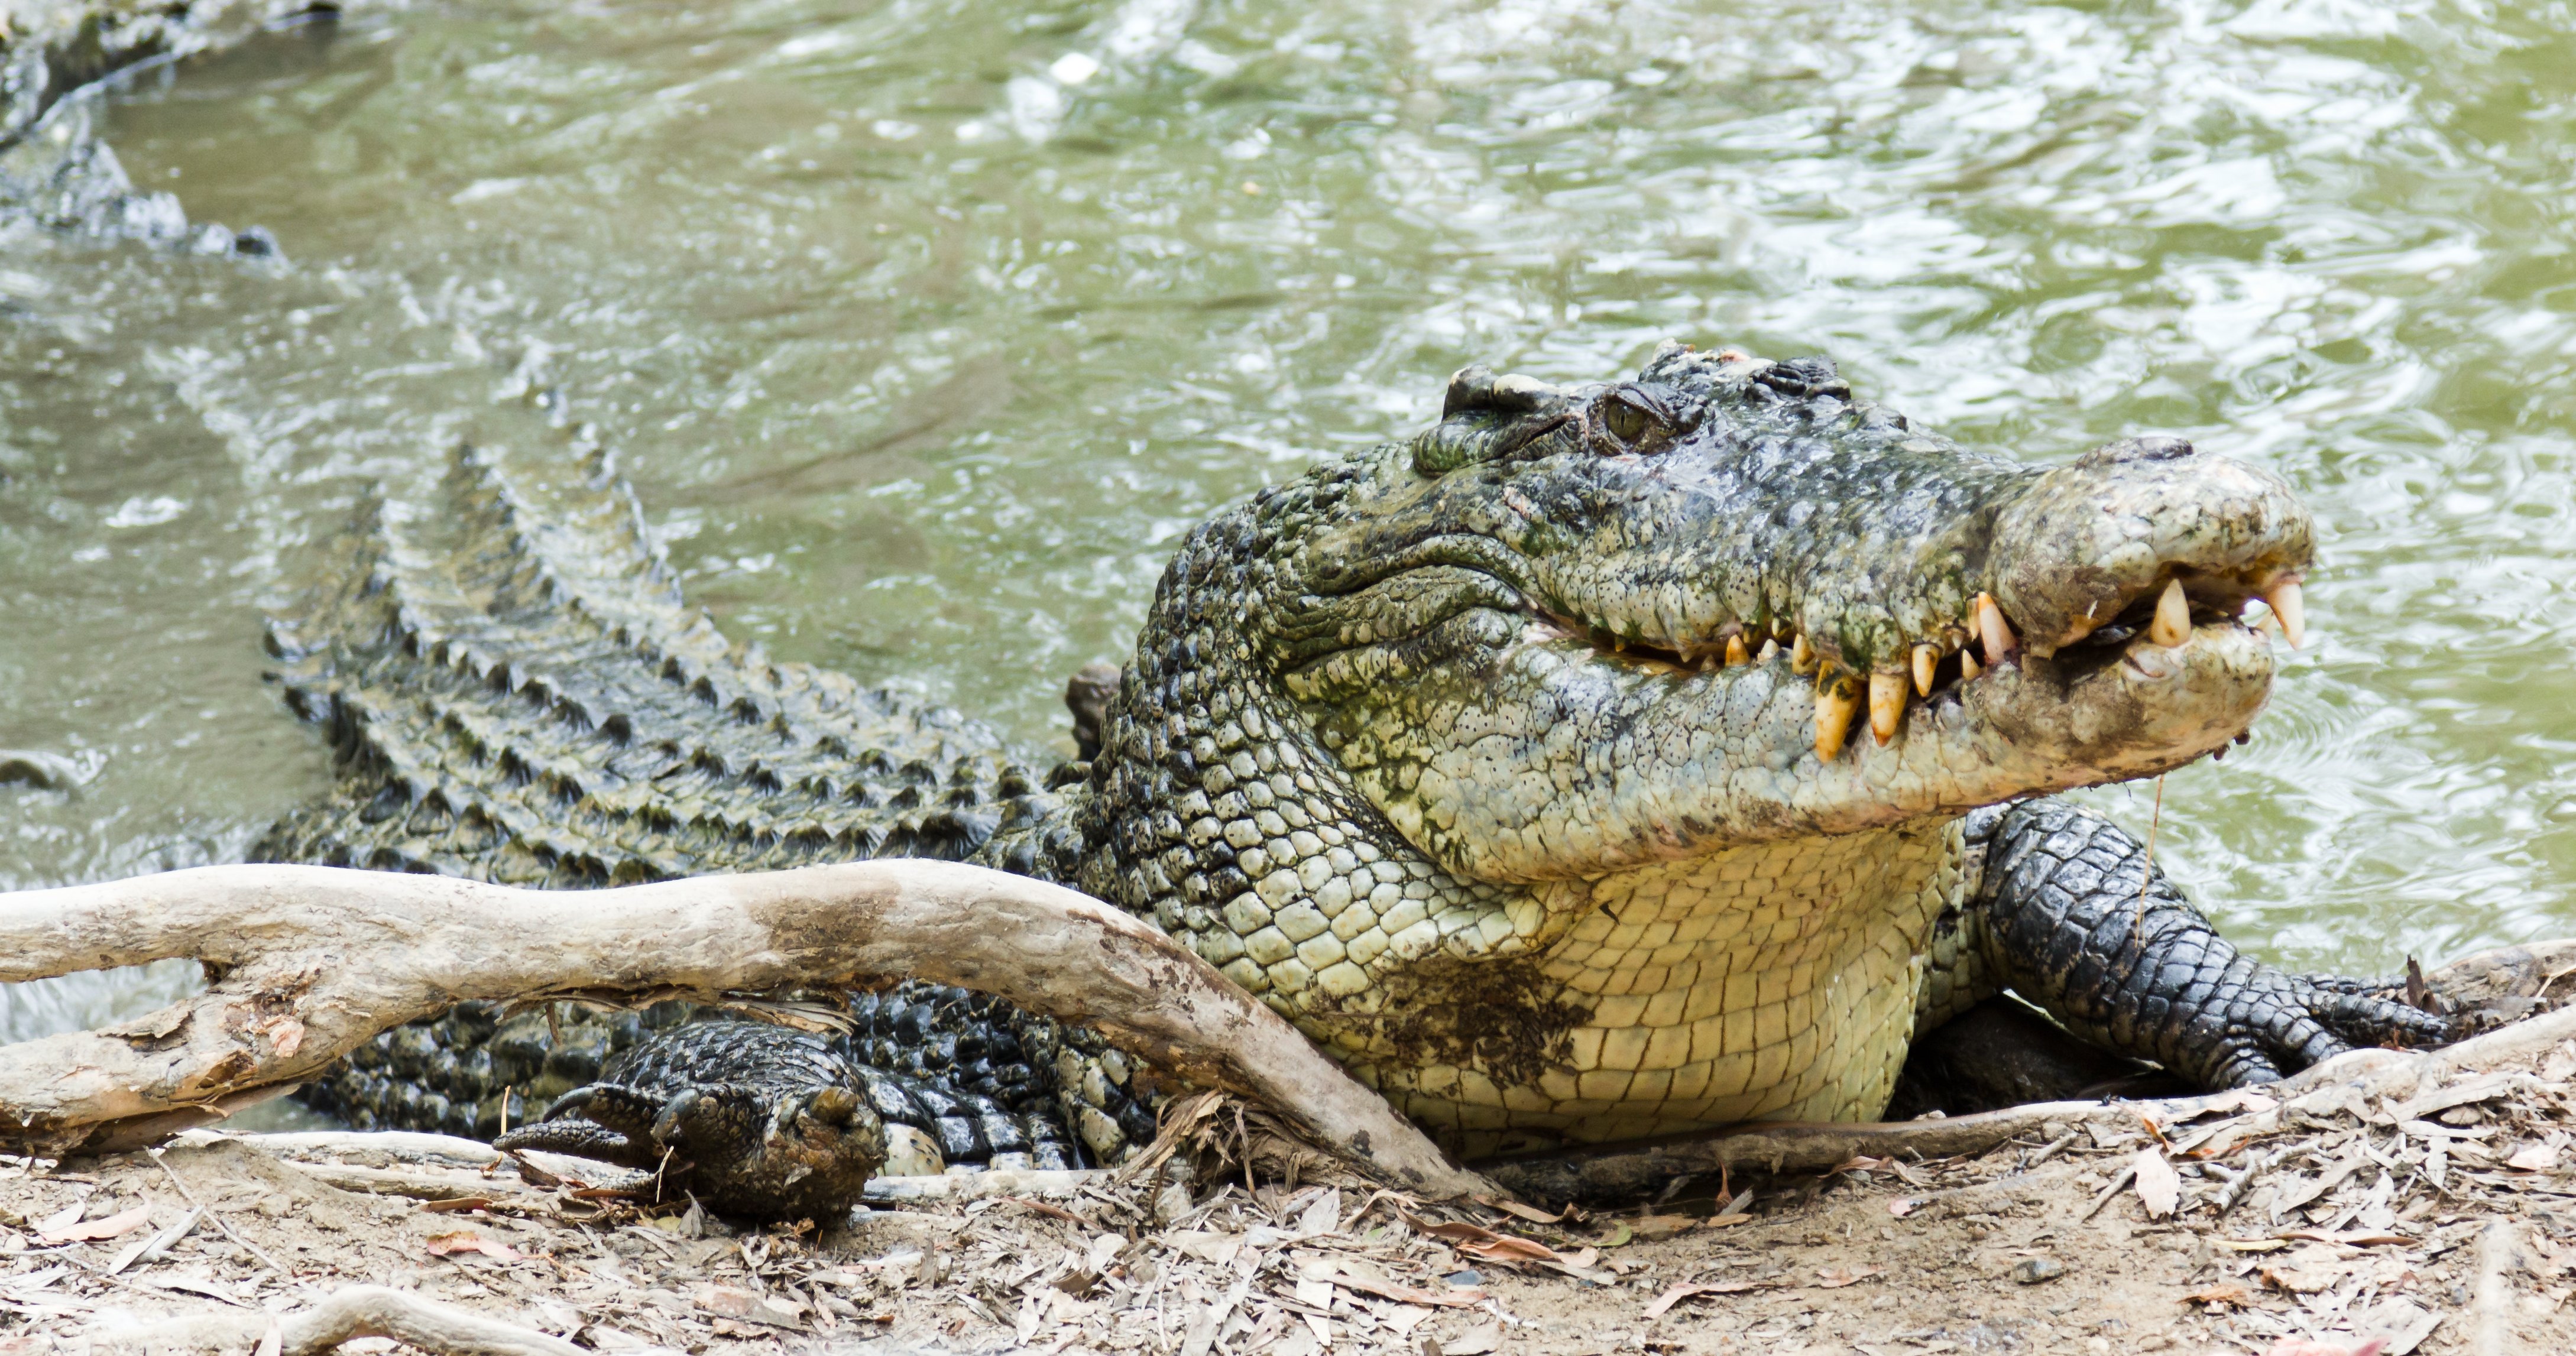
1961,797,2454,1089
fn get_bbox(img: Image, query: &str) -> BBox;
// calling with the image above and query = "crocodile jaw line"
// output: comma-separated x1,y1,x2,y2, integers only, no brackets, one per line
1373,608,2278,884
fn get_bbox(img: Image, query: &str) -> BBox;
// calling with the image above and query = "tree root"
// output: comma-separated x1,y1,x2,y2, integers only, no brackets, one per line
85,1284,586,1355
0,861,1488,1197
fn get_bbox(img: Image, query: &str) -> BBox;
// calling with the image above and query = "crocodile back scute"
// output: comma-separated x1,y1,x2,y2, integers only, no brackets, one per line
254,443,1061,883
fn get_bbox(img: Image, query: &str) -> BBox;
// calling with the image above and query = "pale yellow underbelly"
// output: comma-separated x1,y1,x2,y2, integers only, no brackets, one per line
1316,820,1967,1159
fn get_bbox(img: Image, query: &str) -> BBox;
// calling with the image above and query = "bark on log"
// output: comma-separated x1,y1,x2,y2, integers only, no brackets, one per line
0,862,1488,1197
1480,994,2576,1202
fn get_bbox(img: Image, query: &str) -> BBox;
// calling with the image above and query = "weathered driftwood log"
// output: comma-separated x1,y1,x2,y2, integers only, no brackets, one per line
1480,994,2576,1202
85,1283,585,1356
0,862,1488,1197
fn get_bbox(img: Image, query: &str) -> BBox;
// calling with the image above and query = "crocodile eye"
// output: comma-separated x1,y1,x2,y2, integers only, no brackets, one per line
1592,388,1676,453
1603,401,1651,443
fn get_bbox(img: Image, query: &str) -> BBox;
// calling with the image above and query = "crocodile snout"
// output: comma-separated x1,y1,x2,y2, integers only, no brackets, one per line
1780,435,2316,764
1985,435,2315,661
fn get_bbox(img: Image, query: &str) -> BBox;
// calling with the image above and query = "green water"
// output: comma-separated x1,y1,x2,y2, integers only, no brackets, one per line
4,0,2572,1044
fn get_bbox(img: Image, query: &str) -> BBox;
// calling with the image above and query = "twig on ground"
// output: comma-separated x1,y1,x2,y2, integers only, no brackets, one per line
2023,1132,2079,1170
2078,1162,2138,1221
150,1146,291,1278
2471,1218,2523,1356
2209,1148,2267,1218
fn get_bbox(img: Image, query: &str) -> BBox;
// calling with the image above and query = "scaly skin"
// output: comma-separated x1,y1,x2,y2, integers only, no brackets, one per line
259,342,2450,1196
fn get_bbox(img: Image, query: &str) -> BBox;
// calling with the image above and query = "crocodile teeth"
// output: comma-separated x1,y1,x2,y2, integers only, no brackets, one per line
2149,578,2191,648
1757,638,1780,664
1790,632,1815,675
1869,671,1906,745
1814,672,1859,762
1959,650,1982,681
2265,580,2306,648
1911,644,1937,698
1975,593,2018,661
1724,633,1749,667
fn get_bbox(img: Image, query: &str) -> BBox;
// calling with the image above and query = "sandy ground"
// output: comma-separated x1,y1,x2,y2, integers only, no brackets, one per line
7,1035,2576,1356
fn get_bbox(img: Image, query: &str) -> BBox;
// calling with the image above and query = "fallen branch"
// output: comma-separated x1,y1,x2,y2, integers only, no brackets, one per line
1482,974,2576,1202
1477,1097,2153,1201
236,1126,1105,1206
861,1167,1114,1205
0,862,1487,1197
284,1157,554,1204
240,1129,607,1178
85,1283,584,1356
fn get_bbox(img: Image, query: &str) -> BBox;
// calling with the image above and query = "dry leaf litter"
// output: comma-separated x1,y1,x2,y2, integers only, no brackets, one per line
5,1047,2576,1355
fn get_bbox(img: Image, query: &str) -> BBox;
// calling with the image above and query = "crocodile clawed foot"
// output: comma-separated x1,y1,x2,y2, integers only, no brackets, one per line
2190,967,2465,1089
2291,977,2461,1053
1972,800,2475,1094
495,1052,891,1222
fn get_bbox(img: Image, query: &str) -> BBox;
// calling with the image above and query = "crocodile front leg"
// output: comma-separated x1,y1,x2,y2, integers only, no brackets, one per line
1967,798,2454,1088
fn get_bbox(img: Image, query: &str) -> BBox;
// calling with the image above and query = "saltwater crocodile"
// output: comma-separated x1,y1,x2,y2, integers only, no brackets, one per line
257,342,2451,1211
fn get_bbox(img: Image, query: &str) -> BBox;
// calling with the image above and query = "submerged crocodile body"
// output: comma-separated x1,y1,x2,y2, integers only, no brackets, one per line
258,343,2449,1206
